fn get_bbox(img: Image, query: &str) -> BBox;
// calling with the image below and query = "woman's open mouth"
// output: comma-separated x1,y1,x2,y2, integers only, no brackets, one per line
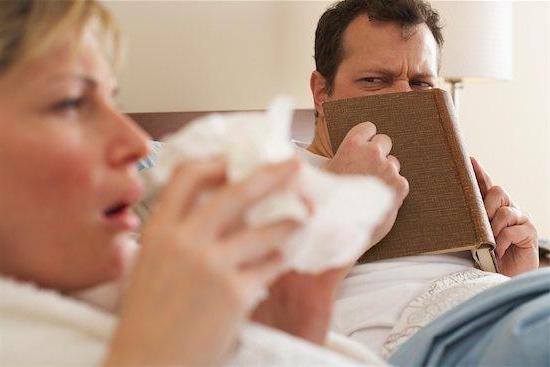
103,202,140,231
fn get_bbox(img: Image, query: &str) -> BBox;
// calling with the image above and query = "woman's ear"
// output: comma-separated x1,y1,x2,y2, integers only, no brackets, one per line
310,71,328,118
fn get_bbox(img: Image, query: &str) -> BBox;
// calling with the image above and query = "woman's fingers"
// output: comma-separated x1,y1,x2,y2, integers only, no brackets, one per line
152,159,226,223
197,158,301,235
238,252,286,309
246,251,285,285
221,220,300,267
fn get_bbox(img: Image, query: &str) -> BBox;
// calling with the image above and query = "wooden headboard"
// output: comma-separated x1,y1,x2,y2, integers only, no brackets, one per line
128,109,316,143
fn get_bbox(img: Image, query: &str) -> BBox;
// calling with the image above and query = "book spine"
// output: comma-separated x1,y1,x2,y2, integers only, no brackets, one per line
433,90,496,251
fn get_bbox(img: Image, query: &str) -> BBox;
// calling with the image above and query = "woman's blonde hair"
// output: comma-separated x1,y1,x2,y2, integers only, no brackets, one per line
0,0,120,74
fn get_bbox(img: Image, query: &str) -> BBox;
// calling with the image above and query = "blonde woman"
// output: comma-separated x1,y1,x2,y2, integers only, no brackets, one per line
0,1,342,366
0,1,409,365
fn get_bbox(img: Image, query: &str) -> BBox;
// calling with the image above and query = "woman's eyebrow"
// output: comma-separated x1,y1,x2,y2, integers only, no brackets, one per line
47,73,119,96
46,73,98,90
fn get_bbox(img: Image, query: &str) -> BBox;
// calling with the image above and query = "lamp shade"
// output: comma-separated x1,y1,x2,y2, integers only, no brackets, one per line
432,1,513,81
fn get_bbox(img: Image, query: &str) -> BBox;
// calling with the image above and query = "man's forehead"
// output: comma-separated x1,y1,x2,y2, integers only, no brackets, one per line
341,14,439,73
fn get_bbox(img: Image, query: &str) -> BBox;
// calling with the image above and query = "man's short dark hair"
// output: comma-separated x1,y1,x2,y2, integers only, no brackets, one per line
315,0,444,94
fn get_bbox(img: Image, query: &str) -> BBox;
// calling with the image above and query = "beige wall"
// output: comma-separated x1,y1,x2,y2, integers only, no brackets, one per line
436,1,550,239
104,1,330,111
106,1,550,238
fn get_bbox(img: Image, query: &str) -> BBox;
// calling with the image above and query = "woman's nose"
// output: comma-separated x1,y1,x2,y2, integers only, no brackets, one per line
106,109,151,168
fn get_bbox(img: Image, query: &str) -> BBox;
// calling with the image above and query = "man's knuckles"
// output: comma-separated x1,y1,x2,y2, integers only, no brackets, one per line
387,155,401,172
371,134,392,154
380,173,408,201
484,185,511,218
485,185,510,204
491,206,518,235
345,121,377,140
494,206,520,222
394,176,410,201
342,134,368,152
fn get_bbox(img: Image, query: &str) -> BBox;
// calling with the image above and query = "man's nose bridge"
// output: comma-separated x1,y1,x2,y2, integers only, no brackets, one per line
393,79,412,93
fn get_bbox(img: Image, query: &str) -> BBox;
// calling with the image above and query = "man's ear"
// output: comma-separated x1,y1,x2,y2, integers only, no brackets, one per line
310,71,329,118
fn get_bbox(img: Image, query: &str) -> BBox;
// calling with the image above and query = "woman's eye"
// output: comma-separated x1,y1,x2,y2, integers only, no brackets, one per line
53,97,84,111
410,81,434,90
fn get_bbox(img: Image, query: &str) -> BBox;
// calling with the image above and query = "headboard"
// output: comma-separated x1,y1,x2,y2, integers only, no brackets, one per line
128,109,316,143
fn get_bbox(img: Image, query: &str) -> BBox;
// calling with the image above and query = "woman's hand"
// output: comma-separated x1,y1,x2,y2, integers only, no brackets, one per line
105,158,301,367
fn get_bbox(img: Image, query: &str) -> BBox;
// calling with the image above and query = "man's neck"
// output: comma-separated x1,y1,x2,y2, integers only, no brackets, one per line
307,117,334,158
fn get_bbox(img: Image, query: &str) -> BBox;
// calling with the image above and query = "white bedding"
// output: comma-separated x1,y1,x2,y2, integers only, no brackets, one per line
0,269,384,366
294,142,506,356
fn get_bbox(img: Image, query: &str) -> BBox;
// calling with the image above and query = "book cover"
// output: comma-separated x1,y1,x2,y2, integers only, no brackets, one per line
323,89,498,272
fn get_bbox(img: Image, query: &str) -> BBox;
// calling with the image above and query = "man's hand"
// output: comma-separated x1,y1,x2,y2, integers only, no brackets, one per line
326,122,409,245
251,266,349,345
251,123,409,345
471,157,539,276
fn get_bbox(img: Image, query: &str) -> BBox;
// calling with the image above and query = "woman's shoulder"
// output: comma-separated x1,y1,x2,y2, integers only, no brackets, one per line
0,276,115,366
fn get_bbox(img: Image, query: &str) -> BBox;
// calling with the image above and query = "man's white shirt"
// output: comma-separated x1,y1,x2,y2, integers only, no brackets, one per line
294,141,474,353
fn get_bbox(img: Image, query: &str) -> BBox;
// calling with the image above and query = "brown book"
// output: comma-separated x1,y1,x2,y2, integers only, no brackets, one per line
323,89,498,272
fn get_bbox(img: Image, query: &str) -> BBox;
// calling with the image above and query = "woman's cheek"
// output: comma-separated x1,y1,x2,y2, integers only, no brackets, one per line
45,139,102,205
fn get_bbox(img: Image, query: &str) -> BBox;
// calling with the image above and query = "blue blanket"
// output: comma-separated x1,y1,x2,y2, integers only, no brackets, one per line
389,268,550,367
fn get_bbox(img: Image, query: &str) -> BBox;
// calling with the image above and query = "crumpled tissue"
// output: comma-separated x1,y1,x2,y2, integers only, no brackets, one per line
143,97,394,273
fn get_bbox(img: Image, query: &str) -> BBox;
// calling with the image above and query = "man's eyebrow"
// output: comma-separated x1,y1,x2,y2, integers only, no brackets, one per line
355,67,401,76
354,68,437,79
410,72,437,79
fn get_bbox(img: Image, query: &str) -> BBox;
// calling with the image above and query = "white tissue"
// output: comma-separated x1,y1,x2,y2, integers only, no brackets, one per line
145,97,394,273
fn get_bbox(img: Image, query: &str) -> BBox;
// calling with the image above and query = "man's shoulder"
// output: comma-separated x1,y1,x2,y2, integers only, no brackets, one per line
293,140,329,168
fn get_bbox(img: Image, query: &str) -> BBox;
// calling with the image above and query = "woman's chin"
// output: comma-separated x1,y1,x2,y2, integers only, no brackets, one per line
62,233,138,292
110,233,139,281
90,233,138,286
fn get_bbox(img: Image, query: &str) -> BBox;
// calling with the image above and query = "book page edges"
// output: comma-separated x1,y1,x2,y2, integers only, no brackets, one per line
433,90,498,272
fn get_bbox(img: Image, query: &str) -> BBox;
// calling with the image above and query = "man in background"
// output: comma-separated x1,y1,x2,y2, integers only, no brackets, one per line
254,0,539,357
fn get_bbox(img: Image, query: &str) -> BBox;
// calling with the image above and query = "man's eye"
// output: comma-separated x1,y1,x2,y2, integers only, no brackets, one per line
410,81,434,90
358,77,386,87
53,97,84,111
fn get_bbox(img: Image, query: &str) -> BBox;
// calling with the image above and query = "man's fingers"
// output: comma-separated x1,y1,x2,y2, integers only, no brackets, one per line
199,158,301,235
381,159,408,202
153,159,226,223
387,155,401,172
471,157,493,197
495,224,536,259
371,134,392,157
484,186,512,220
490,206,528,238
221,220,300,266
341,122,377,149
394,175,410,202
